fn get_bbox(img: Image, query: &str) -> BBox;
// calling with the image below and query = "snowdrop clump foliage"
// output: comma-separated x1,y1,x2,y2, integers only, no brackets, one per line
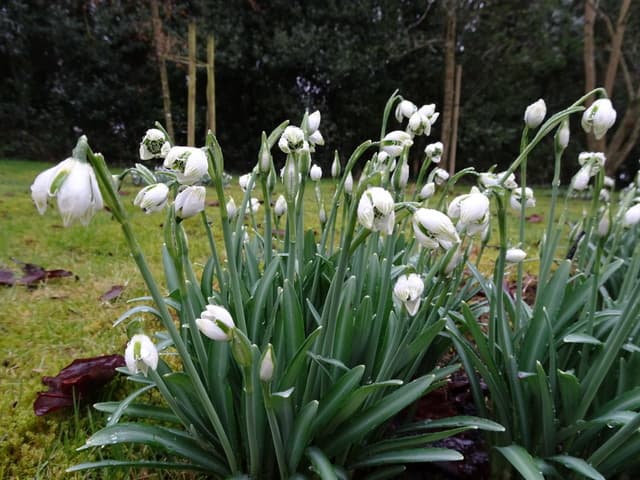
32,87,640,479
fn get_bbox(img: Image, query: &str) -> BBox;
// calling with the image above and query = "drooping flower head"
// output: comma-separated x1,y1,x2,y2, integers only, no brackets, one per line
393,273,425,316
510,187,536,211
581,98,617,140
413,208,460,250
357,187,396,235
163,146,208,185
310,164,323,181
395,99,417,122
425,142,444,163
505,248,527,263
278,126,308,154
196,304,236,342
124,334,159,376
381,130,413,158
139,128,170,160
175,186,206,219
448,187,490,236
524,99,547,129
133,183,169,214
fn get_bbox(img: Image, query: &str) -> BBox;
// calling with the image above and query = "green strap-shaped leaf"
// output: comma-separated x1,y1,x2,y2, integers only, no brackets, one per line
279,326,323,390
78,423,228,475
548,455,605,480
67,459,212,474
306,447,338,480
93,402,179,424
496,445,545,480
312,365,365,432
396,415,505,434
350,448,463,468
288,400,319,473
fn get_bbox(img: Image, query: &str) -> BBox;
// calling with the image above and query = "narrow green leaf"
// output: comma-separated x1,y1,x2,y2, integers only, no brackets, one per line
67,459,212,474
548,455,605,480
397,415,505,434
366,427,472,455
496,445,544,480
557,369,581,423
562,334,603,346
350,448,463,468
279,326,322,390
93,402,178,424
113,305,162,327
306,447,338,480
288,400,319,472
588,411,640,467
535,362,555,456
312,365,365,432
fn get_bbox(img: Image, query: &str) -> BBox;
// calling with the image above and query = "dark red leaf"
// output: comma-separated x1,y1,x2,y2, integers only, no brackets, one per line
44,269,74,280
526,214,543,223
99,285,125,302
34,354,125,416
0,268,15,286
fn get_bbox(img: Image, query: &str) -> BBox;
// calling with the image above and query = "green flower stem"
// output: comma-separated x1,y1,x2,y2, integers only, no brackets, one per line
516,127,529,330
205,135,247,334
200,211,226,298
243,365,260,478
260,175,273,266
379,89,400,140
88,150,239,474
262,384,288,479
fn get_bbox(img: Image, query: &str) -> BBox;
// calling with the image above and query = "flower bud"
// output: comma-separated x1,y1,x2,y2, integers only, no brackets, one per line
623,203,640,227
319,204,327,225
581,98,617,140
125,334,158,376
274,195,287,217
556,119,570,150
310,164,322,181
239,173,253,192
282,158,300,200
259,344,275,382
344,171,354,195
419,182,435,200
571,165,592,191
505,248,527,263
226,197,237,219
259,134,272,174
598,209,610,236
331,152,341,178
307,110,321,133
133,183,169,214
524,99,546,129
308,130,325,146
175,186,205,219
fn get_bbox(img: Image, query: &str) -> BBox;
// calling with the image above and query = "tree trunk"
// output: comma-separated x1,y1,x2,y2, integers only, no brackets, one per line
603,0,631,97
605,86,640,176
440,0,456,170
583,0,598,151
206,35,216,136
150,0,174,141
187,22,197,147
448,64,462,177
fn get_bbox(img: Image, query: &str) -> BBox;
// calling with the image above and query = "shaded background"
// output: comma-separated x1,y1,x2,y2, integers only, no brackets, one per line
1,0,638,184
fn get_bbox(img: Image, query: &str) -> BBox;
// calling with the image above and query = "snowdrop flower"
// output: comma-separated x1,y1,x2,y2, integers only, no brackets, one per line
413,208,460,250
175,186,206,219
239,173,253,192
434,168,450,186
581,98,617,140
133,183,169,214
308,130,325,146
499,171,518,190
246,197,261,214
510,187,536,211
393,273,424,316
259,345,275,382
603,176,615,188
571,165,592,191
393,159,409,190
196,304,235,341
274,195,287,217
395,99,417,122
163,146,208,185
226,197,237,219
425,142,443,163
125,334,158,376
408,111,431,137
310,164,322,181
278,126,308,154
306,110,321,134
419,182,436,200
598,210,610,236
599,189,610,202
381,130,413,157
557,120,570,149
344,171,354,195
139,128,170,160
357,187,396,235
31,156,104,227
505,248,527,263
448,188,490,236
623,203,640,227
524,99,546,129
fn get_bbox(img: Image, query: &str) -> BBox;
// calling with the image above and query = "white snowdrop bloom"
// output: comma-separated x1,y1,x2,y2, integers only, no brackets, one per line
557,120,570,149
344,171,354,195
175,186,206,219
603,176,615,188
357,187,396,235
419,182,436,200
393,273,425,316
310,164,323,181
571,165,592,191
239,173,253,192
163,146,208,185
448,188,490,236
133,183,169,214
505,248,527,263
524,99,546,129
308,130,325,146
246,197,261,214
599,189,610,202
395,99,417,122
124,334,159,376
478,172,500,188
274,195,287,217
418,104,438,119
31,157,104,226
582,98,617,140
434,168,450,186
444,246,464,275
226,197,237,219
499,171,518,190
259,345,275,382
278,126,308,154
196,304,235,341
408,111,431,137
397,161,409,189
413,208,460,250
510,187,536,211
623,203,640,227
598,210,610,236
381,130,413,157
307,110,321,133
425,142,443,163
139,128,170,160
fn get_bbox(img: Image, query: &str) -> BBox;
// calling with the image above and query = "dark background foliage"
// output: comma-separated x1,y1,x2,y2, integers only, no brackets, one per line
1,0,637,183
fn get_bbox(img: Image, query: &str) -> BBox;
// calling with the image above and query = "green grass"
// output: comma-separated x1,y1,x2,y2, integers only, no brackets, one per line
0,158,591,478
